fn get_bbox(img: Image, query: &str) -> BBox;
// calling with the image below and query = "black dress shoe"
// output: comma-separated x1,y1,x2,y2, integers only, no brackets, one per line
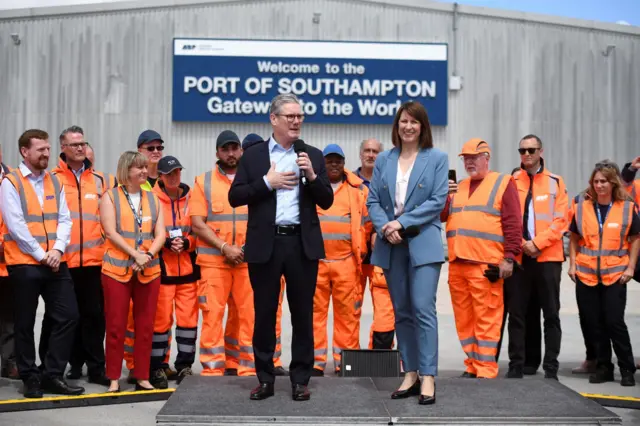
23,376,43,399
391,378,420,399
42,376,85,396
620,370,636,387
419,384,436,406
224,368,238,376
292,384,310,401
250,382,274,400
523,366,538,375
506,367,523,378
273,366,289,376
460,372,477,378
311,368,324,377
544,371,559,381
65,367,82,380
88,374,111,387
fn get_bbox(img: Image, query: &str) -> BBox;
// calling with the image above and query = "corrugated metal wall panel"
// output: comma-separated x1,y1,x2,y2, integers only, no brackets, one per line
0,0,638,194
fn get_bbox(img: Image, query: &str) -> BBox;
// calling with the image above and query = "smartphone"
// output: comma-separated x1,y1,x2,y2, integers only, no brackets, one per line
448,169,457,182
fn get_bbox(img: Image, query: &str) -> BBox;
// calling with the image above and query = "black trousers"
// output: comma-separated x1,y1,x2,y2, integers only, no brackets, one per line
248,234,318,385
575,278,636,373
39,267,106,376
0,276,15,365
506,256,562,372
8,263,79,381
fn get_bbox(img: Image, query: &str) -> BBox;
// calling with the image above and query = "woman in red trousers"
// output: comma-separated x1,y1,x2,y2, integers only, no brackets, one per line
100,151,166,392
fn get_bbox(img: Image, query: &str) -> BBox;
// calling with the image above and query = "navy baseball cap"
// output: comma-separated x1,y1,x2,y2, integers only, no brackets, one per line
158,156,184,174
242,133,264,150
216,130,241,149
137,129,164,147
323,144,345,158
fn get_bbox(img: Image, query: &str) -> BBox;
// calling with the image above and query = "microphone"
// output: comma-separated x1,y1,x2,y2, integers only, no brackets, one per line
399,225,420,239
293,139,308,185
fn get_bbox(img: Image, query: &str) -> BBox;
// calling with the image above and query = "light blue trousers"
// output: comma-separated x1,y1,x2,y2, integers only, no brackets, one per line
384,243,441,376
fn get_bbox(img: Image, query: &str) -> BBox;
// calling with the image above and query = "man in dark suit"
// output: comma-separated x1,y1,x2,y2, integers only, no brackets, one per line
229,94,333,401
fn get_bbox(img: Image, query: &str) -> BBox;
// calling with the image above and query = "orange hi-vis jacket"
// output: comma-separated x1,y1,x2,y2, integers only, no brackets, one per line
52,157,116,268
0,164,12,276
574,195,635,286
624,180,640,209
152,182,199,284
513,166,569,262
318,170,371,262
446,171,512,264
101,187,161,283
2,169,65,266
192,166,248,269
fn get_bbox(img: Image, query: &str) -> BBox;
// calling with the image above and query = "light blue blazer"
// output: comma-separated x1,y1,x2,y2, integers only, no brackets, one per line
367,147,449,269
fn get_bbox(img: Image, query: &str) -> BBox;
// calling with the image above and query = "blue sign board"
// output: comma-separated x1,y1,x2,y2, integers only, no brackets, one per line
172,39,448,125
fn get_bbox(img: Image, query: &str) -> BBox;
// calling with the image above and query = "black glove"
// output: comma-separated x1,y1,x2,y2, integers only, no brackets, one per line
483,264,501,283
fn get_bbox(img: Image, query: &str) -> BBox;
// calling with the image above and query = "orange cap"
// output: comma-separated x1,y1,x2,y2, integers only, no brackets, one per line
459,138,491,156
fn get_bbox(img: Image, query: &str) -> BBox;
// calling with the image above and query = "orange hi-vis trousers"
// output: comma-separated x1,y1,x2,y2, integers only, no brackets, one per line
198,265,254,376
225,278,286,370
313,255,360,373
359,264,395,350
449,261,504,379
150,283,199,372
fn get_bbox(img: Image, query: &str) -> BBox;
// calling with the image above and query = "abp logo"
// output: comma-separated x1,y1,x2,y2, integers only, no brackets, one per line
182,45,196,50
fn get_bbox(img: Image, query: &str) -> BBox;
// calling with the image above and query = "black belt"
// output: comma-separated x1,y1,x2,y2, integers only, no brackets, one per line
274,224,301,236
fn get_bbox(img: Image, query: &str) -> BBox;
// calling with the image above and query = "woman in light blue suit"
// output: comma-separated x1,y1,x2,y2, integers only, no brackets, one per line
367,101,449,405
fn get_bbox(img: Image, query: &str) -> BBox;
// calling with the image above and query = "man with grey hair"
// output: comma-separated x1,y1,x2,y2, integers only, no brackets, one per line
229,93,333,401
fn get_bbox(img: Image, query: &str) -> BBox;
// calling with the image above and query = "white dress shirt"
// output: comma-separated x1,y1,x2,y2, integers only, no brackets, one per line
0,162,72,262
262,136,301,225
394,159,414,216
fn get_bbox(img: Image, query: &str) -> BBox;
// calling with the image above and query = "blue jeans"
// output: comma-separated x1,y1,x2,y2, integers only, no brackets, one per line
384,243,440,376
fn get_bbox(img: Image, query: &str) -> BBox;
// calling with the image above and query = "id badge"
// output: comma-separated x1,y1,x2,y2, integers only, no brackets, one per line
169,228,183,238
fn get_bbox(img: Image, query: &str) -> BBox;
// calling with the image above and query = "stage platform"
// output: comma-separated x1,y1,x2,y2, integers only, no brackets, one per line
156,376,622,425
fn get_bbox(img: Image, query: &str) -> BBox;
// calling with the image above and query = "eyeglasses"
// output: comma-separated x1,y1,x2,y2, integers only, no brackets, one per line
144,146,165,152
63,142,87,149
277,114,304,123
518,148,540,155
595,162,616,170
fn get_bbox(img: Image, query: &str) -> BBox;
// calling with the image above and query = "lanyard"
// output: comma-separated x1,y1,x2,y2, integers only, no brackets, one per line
121,187,143,245
595,202,612,231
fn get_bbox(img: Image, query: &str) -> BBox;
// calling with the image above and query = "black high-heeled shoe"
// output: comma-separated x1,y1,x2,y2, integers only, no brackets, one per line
419,383,436,405
135,383,155,391
391,377,421,399
106,385,120,394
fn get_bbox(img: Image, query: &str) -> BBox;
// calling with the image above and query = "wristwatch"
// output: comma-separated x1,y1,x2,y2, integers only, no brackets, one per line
145,251,154,259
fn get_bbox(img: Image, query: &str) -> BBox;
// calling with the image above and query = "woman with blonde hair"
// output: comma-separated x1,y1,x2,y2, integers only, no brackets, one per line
100,151,166,392
568,160,639,387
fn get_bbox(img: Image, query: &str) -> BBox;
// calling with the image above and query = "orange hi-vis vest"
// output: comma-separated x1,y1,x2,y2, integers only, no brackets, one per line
193,167,248,269
0,164,12,276
624,180,640,208
574,196,634,286
2,169,65,266
52,159,115,268
446,172,512,264
318,170,370,262
102,187,161,283
152,182,198,283
513,167,568,262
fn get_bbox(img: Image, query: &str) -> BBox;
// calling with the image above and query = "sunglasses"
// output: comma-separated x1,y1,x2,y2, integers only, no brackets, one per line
144,146,165,152
518,148,540,155
595,162,616,170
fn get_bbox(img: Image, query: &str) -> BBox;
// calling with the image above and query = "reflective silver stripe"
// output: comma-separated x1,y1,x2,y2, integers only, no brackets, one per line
125,330,135,339
153,333,170,343
319,215,351,223
178,344,196,353
151,348,167,357
577,264,628,276
460,204,501,216
113,188,123,234
477,340,499,349
70,212,99,221
201,360,226,369
578,247,629,257
238,359,255,368
460,337,476,347
198,295,207,304
361,215,370,225
147,191,158,229
210,213,248,221
204,171,213,221
314,362,326,369
4,233,57,243
576,194,584,236
322,233,351,241
124,344,134,353
334,347,342,354
446,229,504,243
224,336,239,346
51,174,61,211
225,349,240,358
66,238,104,254
148,257,160,268
176,329,197,339
200,346,224,355
276,336,281,344
103,253,132,268
94,174,103,195
239,345,254,354
466,351,496,362
619,201,631,251
547,176,558,219
314,348,327,356
121,231,153,240
198,246,222,255
273,350,282,358
535,213,553,222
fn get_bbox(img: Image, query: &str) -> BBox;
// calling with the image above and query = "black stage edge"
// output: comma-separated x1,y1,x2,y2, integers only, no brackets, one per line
157,376,622,425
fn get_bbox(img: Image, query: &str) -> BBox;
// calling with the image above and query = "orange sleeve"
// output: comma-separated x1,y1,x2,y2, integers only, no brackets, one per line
532,176,569,251
189,176,208,218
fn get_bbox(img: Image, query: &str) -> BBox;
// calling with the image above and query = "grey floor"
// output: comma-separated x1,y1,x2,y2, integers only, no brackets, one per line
1,261,639,425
